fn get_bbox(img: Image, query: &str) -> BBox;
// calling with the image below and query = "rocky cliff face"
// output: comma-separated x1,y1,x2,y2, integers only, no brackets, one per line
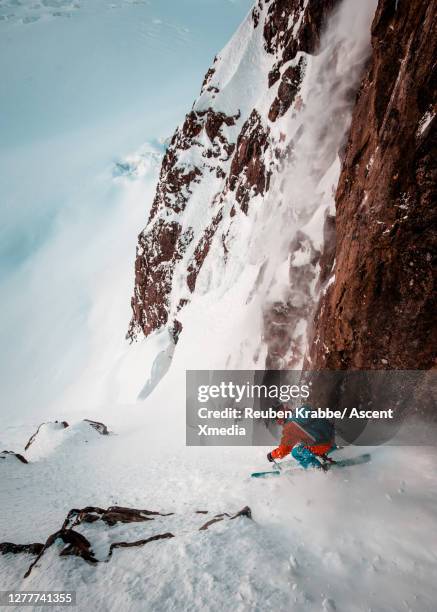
309,0,436,370
128,0,435,374
128,0,341,351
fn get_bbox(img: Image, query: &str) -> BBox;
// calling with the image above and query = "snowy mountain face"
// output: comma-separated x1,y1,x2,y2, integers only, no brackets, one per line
128,0,379,370
0,0,253,423
1,2,437,610
129,0,435,376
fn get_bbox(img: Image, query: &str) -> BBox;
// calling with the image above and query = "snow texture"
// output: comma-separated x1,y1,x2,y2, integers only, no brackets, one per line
1,1,436,610
1,422,437,611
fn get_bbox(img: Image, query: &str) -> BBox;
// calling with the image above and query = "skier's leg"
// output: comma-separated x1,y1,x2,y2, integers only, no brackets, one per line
291,443,324,469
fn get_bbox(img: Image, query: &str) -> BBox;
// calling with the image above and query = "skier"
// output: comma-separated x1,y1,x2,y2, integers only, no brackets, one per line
267,406,335,469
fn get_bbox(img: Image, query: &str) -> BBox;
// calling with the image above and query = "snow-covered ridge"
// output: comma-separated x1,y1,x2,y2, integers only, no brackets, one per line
128,0,335,344
128,0,376,371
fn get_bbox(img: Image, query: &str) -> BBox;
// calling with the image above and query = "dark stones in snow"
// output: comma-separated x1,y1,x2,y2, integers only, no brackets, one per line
24,529,98,578
0,505,252,577
106,533,176,559
62,506,174,530
83,419,110,436
0,450,28,464
1,420,112,468
24,419,111,453
24,420,69,451
0,542,43,555
198,506,252,531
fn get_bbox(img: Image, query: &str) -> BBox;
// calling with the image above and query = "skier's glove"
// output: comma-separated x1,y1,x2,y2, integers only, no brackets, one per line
267,452,274,462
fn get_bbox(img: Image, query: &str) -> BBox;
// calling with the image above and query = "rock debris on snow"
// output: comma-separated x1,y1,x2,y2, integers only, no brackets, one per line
0,504,253,579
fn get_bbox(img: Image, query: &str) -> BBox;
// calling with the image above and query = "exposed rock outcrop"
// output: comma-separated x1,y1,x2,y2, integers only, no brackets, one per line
128,0,434,377
309,0,437,369
0,542,43,555
268,58,306,122
262,0,338,64
198,506,252,531
25,421,68,451
0,450,28,464
128,107,240,338
83,419,111,436
62,506,174,529
227,110,272,214
24,419,111,455
24,529,98,577
127,0,342,344
105,532,175,559
0,504,252,578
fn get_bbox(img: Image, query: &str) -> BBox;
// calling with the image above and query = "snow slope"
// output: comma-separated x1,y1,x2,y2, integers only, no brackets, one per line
1,421,437,611
0,0,253,424
1,1,436,610
128,0,378,374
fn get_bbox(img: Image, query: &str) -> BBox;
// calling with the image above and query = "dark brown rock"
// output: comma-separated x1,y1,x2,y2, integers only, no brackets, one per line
0,542,43,555
200,59,217,93
230,506,252,520
198,517,224,531
170,319,183,344
24,421,69,451
63,506,174,530
265,0,339,119
129,220,184,337
187,210,223,292
1,504,251,577
24,529,98,578
0,450,28,464
107,533,175,558
22,526,175,577
128,107,239,340
228,110,271,214
317,214,336,286
309,0,437,370
268,58,306,122
83,419,110,435
263,0,338,71
199,506,252,531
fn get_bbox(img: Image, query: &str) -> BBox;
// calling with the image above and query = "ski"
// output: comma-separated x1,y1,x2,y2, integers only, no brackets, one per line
330,453,371,468
251,469,282,478
250,453,371,478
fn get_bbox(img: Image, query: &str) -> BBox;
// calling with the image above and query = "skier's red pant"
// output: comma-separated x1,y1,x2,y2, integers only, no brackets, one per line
270,442,332,461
